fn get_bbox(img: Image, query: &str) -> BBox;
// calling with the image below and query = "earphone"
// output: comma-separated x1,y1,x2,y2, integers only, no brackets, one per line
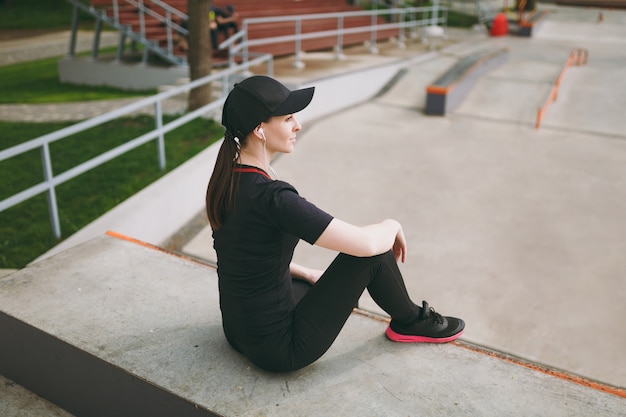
258,127,265,141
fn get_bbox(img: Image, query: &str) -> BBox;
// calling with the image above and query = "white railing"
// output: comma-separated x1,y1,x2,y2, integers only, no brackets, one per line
69,0,187,64
0,55,273,239
4,2,449,240
220,6,448,69
103,0,188,41
475,0,500,24
148,0,188,54
121,0,188,56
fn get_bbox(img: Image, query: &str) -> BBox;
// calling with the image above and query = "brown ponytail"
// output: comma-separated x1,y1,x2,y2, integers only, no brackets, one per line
206,131,244,230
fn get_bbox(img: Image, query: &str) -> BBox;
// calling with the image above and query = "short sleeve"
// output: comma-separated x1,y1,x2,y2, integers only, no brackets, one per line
266,182,333,245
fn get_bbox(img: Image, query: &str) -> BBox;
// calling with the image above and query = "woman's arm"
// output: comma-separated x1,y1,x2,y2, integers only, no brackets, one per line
315,218,407,263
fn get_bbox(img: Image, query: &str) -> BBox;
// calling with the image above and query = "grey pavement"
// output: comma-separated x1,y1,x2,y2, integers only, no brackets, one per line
1,3,626,415
0,97,189,122
0,30,119,67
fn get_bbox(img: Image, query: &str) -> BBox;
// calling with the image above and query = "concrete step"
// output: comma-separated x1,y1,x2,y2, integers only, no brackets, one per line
1,232,624,416
0,375,76,417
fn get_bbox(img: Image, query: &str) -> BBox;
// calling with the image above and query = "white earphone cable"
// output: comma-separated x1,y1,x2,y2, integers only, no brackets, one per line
261,130,279,179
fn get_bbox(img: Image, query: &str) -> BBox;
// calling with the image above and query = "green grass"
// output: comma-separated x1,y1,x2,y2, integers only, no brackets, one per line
0,1,221,269
0,116,224,268
0,55,155,104
446,10,479,28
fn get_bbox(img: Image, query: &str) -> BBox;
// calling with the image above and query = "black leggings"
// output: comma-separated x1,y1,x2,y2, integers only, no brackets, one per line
238,250,421,372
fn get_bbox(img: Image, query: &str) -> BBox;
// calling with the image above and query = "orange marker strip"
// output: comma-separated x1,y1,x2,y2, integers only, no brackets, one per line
105,230,216,270
455,341,626,399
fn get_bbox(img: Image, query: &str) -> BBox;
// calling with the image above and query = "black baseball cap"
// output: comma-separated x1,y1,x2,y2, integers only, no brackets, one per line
222,75,315,138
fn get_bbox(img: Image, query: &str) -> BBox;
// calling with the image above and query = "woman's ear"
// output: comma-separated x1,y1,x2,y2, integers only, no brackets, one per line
254,125,266,142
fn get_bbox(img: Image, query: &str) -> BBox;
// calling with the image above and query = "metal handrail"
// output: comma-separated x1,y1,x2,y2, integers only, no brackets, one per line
67,0,188,65
475,0,499,24
148,0,187,22
0,55,273,239
71,0,187,65
123,0,187,54
148,0,188,53
104,0,188,36
220,6,448,68
4,2,449,240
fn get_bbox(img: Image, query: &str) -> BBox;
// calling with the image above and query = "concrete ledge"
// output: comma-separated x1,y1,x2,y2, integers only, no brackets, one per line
0,311,217,417
58,57,188,91
425,47,509,116
2,233,625,416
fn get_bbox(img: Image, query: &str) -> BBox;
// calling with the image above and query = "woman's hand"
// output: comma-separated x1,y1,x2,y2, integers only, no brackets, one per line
303,268,324,285
392,225,407,263
290,263,324,285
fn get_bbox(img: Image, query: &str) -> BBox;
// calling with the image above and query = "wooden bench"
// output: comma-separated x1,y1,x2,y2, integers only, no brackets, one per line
242,14,397,57
89,0,396,62
425,47,509,116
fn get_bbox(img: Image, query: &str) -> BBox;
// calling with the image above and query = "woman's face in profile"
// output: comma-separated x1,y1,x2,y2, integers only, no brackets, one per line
262,114,302,154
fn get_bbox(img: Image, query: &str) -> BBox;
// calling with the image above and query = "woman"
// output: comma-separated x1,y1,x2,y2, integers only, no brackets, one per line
206,75,464,373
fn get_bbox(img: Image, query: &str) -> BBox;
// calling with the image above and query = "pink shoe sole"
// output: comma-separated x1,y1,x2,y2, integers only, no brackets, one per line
385,325,464,343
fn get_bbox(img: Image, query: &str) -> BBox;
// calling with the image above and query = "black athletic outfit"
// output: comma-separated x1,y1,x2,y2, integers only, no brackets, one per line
213,165,421,372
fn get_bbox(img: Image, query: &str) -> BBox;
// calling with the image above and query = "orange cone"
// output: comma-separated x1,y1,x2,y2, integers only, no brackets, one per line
490,13,509,36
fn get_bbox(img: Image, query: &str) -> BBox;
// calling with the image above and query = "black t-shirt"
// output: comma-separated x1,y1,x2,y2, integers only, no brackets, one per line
213,165,333,337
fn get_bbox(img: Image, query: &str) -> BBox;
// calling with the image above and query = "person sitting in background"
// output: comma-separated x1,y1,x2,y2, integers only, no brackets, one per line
210,4,239,50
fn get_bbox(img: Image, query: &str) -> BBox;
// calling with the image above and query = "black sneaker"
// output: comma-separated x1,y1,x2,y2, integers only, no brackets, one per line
386,300,465,343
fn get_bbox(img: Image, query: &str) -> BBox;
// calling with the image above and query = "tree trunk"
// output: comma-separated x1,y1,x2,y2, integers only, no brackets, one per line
187,0,213,111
